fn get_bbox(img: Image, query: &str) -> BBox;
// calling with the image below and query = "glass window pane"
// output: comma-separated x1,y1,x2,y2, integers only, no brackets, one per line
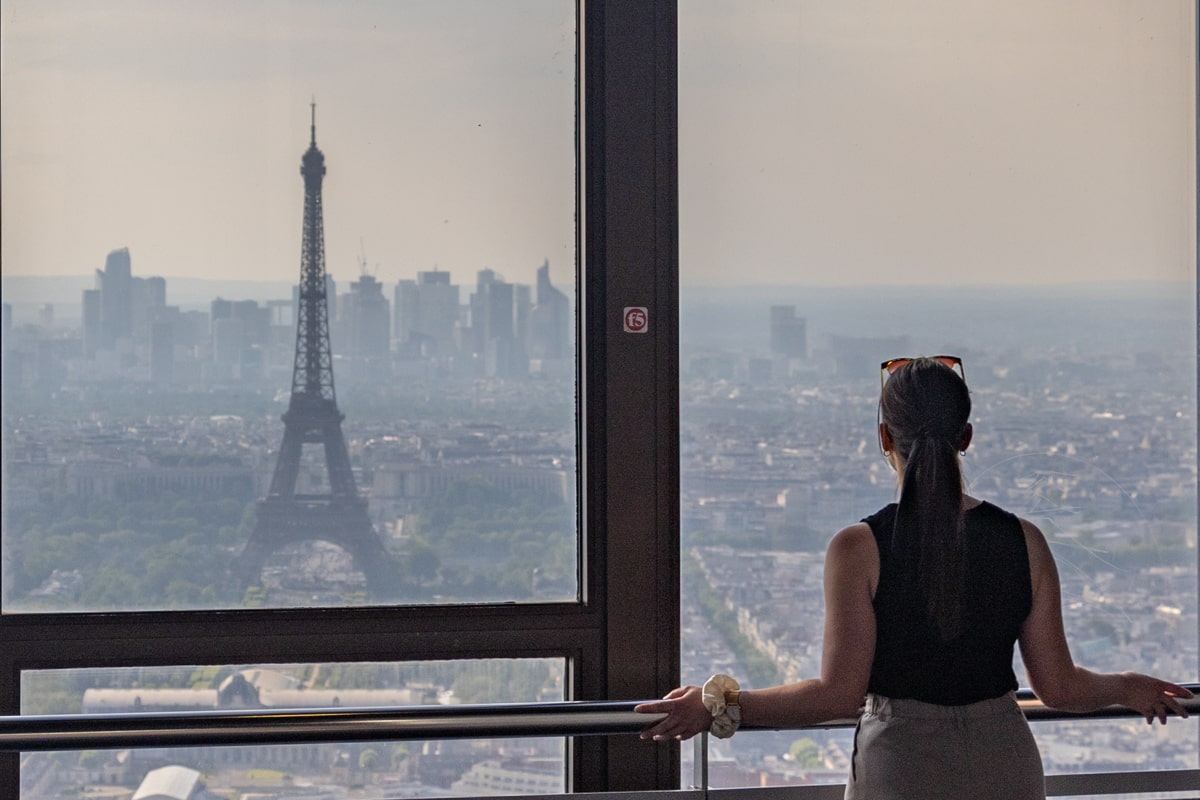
21,659,566,797
680,0,1197,788
1,0,578,611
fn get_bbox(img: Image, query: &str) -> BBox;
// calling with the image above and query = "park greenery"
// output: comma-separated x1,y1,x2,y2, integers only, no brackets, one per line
400,479,575,601
7,481,250,610
6,466,573,611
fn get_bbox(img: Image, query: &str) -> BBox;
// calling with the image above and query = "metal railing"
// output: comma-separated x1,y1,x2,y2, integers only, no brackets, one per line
2,686,1198,797
0,699,655,751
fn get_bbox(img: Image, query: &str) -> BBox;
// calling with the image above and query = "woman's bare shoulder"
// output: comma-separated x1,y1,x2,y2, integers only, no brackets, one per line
1017,516,1051,555
827,523,880,594
827,523,879,567
1015,516,1057,592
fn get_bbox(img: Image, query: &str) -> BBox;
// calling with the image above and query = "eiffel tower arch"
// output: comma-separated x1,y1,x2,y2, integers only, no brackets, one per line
233,105,398,599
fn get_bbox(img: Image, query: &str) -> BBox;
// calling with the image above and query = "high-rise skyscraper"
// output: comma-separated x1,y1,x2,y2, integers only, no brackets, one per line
211,317,246,371
98,247,133,347
769,305,807,359
83,248,169,362
149,320,174,384
529,259,570,362
81,290,102,357
394,270,462,361
344,273,390,359
211,299,270,350
393,279,419,350
469,269,523,377
132,275,168,347
416,270,461,357
209,298,269,380
514,284,532,354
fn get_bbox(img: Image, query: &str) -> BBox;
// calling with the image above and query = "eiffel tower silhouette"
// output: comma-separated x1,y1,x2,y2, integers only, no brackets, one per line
233,104,397,598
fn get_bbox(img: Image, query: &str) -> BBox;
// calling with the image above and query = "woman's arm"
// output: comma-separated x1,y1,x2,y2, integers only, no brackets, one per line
1017,518,1191,724
636,523,878,741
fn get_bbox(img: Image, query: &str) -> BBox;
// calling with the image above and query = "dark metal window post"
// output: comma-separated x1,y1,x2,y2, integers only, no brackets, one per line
585,0,681,789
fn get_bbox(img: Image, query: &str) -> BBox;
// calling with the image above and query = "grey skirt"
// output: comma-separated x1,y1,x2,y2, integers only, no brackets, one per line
844,692,1045,800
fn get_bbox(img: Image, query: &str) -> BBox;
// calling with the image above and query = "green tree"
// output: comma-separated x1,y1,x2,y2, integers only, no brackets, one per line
404,479,574,600
789,737,822,768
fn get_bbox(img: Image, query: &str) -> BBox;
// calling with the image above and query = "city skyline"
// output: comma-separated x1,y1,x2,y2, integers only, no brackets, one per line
1,1,1194,287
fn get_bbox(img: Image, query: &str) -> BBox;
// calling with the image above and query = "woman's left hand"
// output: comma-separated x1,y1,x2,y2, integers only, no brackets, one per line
1120,672,1192,725
635,685,711,741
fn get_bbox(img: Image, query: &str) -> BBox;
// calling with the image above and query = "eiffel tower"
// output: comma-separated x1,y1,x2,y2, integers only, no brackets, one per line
234,104,397,598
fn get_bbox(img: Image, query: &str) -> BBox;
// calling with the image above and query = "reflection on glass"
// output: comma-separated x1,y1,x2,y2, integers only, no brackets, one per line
679,0,1197,787
21,660,566,798
1,0,578,612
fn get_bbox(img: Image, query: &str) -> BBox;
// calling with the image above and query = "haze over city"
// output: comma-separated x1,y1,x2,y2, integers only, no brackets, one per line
1,2,1197,796
1,0,1194,288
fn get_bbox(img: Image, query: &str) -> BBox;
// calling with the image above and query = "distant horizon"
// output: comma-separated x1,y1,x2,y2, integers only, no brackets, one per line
3,271,1195,312
5,273,1194,361
4,272,1194,286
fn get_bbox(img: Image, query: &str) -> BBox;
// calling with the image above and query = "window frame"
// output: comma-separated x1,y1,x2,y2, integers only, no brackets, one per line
0,0,681,793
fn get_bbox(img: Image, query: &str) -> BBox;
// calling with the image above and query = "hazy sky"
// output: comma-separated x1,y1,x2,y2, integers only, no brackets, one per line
2,0,577,289
2,0,1195,288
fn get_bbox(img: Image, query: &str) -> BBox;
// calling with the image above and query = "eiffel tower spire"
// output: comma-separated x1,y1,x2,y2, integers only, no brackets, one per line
265,100,357,501
233,106,397,598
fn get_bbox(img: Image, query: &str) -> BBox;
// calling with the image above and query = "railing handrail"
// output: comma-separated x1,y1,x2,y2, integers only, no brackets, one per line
0,700,655,752
2,685,1197,752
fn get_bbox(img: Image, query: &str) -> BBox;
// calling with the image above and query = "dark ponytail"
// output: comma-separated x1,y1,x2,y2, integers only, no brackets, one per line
880,359,971,641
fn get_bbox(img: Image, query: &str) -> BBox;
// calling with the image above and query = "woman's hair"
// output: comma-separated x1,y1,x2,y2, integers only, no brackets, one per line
879,357,972,641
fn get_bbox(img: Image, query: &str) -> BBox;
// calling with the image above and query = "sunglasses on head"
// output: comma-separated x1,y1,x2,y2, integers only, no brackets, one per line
880,355,965,390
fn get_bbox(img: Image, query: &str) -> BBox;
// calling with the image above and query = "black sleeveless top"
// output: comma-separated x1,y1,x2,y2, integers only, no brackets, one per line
863,501,1032,705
